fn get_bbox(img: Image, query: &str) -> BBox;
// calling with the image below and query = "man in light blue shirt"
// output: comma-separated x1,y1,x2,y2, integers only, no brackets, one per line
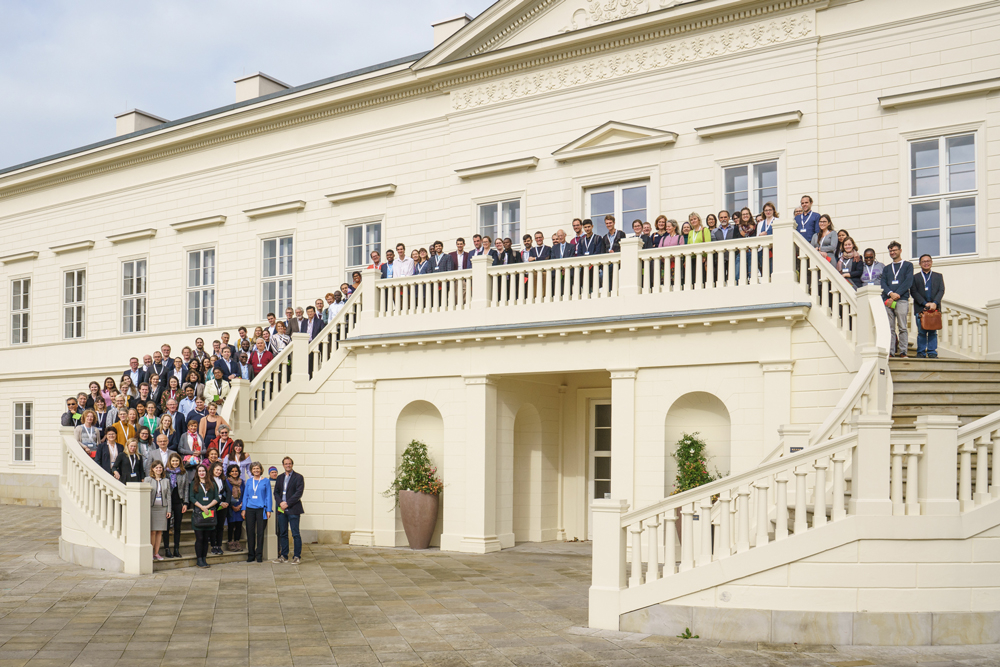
795,195,820,241
178,386,197,416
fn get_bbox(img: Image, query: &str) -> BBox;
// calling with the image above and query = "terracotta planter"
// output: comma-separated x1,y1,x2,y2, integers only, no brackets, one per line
398,490,439,549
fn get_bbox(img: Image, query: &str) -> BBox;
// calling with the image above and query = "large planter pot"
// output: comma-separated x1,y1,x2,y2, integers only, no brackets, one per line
398,490,439,550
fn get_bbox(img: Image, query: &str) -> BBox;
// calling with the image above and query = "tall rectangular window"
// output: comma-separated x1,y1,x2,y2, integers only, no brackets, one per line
186,249,216,327
909,133,976,257
478,199,521,244
586,182,647,230
10,278,29,345
724,161,778,214
345,221,381,282
63,269,85,339
13,402,32,463
121,259,147,334
261,236,293,318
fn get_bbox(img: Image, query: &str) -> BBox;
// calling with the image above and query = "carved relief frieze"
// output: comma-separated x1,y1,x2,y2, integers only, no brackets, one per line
452,12,814,111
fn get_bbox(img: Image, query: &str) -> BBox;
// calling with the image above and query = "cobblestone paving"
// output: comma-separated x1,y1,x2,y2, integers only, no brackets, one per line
2,506,1000,666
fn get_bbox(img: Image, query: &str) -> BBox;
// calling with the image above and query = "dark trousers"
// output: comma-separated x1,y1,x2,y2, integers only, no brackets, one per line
194,529,210,559
245,508,266,561
163,488,183,549
228,519,244,542
212,509,226,548
276,511,302,558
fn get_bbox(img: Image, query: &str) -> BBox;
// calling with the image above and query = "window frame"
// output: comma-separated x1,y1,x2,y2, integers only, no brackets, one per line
12,401,32,464
476,196,523,247
260,234,294,320
722,160,779,216
185,246,217,329
10,276,30,346
584,181,649,232
906,131,979,260
62,267,86,340
120,257,148,335
343,216,383,283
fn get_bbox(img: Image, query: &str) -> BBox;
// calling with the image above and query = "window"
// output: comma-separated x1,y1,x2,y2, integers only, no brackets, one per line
13,402,32,463
261,236,293,318
121,259,147,334
478,199,521,244
10,278,29,345
724,161,777,214
186,249,215,327
909,133,976,257
345,221,381,282
586,182,647,229
63,269,85,339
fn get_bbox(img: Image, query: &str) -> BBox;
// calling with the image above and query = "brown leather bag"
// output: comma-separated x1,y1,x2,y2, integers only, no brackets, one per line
920,309,942,331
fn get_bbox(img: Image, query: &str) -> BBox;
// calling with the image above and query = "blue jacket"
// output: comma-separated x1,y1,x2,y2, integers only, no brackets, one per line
242,476,272,511
880,260,914,300
575,234,606,257
795,211,820,242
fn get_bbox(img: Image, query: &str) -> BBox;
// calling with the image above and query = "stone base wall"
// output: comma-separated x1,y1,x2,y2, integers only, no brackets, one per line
621,604,1000,646
1,472,59,508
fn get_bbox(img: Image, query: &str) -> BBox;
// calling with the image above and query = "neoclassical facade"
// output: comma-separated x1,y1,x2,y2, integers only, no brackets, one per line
4,0,1000,643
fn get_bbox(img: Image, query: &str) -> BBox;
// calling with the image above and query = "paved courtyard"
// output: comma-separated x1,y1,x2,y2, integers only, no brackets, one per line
2,506,1000,666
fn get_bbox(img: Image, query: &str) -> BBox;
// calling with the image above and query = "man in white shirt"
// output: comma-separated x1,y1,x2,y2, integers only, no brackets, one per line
328,292,346,319
449,238,471,270
393,243,415,277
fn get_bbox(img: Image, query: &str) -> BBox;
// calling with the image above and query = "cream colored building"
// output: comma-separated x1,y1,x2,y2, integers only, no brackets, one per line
5,0,1000,645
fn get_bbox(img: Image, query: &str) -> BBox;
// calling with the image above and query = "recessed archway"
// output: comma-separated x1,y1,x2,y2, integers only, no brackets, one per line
395,400,445,547
664,392,732,495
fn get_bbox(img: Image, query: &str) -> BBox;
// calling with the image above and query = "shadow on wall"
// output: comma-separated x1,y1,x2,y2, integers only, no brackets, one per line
664,392,731,495
396,400,444,547
513,403,558,543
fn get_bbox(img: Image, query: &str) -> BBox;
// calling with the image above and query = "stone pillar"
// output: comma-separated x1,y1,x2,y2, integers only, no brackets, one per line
589,498,629,631
849,415,893,516
471,253,491,311
914,414,961,516
610,369,637,508
461,375,501,553
761,360,794,456
618,237,642,299
350,379,377,546
123,482,152,575
358,267,380,326
290,333,309,384
771,218,795,283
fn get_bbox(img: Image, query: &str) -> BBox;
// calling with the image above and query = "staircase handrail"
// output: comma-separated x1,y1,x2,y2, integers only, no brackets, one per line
943,297,987,319
809,359,879,445
938,298,989,359
59,429,151,574
621,431,858,526
957,410,1000,448
307,289,362,358
792,234,858,311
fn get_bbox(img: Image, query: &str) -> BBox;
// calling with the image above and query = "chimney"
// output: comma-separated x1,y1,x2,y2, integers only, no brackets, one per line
234,72,290,103
433,14,472,47
114,109,168,137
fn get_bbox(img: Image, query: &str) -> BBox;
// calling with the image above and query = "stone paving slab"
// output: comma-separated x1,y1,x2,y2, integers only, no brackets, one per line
2,506,1000,666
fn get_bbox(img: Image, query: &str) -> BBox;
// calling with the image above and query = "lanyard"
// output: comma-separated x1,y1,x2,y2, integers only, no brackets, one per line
890,262,902,281
606,232,617,249
84,425,96,441
864,264,874,281
251,478,263,497
923,271,932,290
582,235,593,254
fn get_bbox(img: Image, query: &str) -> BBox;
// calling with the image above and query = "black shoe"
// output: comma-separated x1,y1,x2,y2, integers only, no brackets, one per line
256,558,263,563
246,556,255,563
173,549,182,558
165,548,175,558
196,557,208,568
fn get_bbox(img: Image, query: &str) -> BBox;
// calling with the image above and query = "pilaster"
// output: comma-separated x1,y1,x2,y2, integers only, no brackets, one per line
350,379,377,546
761,360,794,455
461,375,501,553
610,369,637,509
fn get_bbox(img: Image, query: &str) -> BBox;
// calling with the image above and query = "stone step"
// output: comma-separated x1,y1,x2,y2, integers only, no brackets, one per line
153,548,251,571
891,371,1000,383
889,359,1000,372
893,382,1000,394
893,404,997,417
892,393,1000,406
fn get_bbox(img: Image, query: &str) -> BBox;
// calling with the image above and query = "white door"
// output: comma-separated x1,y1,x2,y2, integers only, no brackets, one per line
587,400,612,539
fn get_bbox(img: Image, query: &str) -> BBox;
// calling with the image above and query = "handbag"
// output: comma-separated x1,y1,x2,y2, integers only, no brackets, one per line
192,508,216,529
920,309,943,331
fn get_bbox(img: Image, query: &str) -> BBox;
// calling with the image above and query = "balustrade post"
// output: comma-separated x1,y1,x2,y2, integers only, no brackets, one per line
471,254,491,310
976,438,991,505
358,267,380,325
775,475,789,539
227,379,247,433
735,487,751,553
855,285,879,351
663,509,676,576
984,298,1000,360
794,469,809,534
123,482,152,575
913,415,961,516
619,237,642,300
850,415,893,516
589,499,629,631
771,218,794,285
777,424,811,457
697,499,713,567
629,524,643,588
755,480,771,545
647,519,660,582
679,503,694,571
715,493,731,560
290,333,310,385
831,455,847,521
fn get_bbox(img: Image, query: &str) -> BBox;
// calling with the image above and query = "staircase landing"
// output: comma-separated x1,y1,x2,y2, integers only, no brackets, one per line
890,358,1000,427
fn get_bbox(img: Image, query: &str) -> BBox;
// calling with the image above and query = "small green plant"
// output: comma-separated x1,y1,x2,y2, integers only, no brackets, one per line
677,627,699,639
671,432,720,495
383,440,443,505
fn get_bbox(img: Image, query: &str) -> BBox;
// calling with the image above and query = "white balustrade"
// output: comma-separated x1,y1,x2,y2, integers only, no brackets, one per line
793,235,858,344
374,271,472,315
638,235,774,293
939,299,988,359
488,254,621,306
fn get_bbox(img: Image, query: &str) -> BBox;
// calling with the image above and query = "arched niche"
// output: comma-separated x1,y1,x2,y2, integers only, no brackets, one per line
395,400,445,547
664,392,732,495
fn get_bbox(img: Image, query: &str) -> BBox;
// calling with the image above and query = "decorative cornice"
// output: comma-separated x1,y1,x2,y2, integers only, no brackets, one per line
471,0,561,56
695,110,803,138
455,156,539,179
325,184,397,204
609,369,638,380
243,200,306,219
760,359,795,372
0,251,39,265
452,12,815,110
171,215,227,232
108,228,157,244
463,375,496,385
354,379,377,390
878,77,1000,109
49,240,95,254
553,122,677,162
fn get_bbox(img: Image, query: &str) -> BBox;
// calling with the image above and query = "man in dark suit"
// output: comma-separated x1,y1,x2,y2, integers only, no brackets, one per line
272,457,305,565
449,238,473,270
380,249,397,279
95,430,122,475
528,231,551,262
214,347,239,381
283,307,299,335
159,344,174,374
123,357,148,388
575,219,606,257
236,353,255,382
912,254,944,359
604,215,625,253
151,351,168,377
429,241,455,272
880,241,914,357
551,230,574,260
469,234,487,257
302,306,324,342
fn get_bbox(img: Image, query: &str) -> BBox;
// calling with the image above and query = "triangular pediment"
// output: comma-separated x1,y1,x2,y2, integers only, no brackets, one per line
417,0,700,69
553,121,676,162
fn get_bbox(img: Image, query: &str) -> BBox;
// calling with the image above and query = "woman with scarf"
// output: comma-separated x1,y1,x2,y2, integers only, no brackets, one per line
226,464,245,552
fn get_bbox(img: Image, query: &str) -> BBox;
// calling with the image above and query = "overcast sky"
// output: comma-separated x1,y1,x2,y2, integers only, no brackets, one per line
0,0,496,170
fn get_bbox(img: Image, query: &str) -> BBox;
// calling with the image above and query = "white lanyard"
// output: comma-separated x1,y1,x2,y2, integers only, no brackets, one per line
890,262,902,281
582,236,593,255
923,271,932,290
251,478,262,497
842,258,852,271
433,255,441,268
864,264,875,281
607,232,616,249
83,425,96,441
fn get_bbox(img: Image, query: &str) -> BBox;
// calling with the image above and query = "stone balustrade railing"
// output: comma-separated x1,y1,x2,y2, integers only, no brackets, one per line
938,298,989,359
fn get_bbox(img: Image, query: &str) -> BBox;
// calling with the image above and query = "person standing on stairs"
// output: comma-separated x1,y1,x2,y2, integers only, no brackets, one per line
243,462,271,563
189,464,219,568
146,461,171,562
912,254,944,359
164,452,188,558
880,241,913,358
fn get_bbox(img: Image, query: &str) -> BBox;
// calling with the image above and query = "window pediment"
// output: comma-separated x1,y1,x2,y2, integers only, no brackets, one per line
553,121,676,162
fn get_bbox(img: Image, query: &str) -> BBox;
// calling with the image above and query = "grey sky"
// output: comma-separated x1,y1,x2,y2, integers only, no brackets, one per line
0,0,496,170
